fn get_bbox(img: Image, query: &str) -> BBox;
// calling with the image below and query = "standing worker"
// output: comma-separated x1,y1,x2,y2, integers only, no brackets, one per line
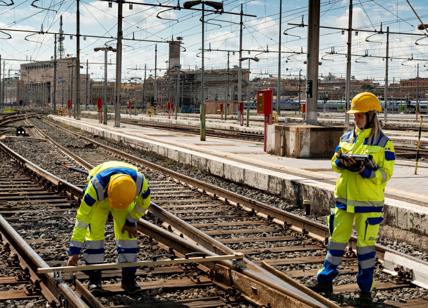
67,161,151,294
309,92,395,305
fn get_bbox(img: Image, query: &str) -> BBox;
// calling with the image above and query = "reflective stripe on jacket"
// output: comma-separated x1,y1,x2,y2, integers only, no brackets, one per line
331,128,395,213
70,161,151,251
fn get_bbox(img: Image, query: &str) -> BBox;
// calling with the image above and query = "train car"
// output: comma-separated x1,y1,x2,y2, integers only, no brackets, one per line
279,99,300,111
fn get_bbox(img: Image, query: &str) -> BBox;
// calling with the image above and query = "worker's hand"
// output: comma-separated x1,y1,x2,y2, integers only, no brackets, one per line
122,225,138,238
347,158,364,172
67,255,79,266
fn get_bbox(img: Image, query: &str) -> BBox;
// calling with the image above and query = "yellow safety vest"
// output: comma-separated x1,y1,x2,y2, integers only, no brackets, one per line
331,128,395,213
70,161,151,251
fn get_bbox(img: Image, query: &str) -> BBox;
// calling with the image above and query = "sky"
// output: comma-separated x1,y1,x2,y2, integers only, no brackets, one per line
0,0,427,83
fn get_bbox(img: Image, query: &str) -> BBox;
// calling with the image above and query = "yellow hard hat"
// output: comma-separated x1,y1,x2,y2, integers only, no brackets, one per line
347,92,382,114
107,174,136,209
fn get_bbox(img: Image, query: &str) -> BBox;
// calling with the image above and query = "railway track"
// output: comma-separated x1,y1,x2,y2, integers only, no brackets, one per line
121,118,264,142
0,120,329,307
97,114,428,159
0,135,275,307
1,116,423,307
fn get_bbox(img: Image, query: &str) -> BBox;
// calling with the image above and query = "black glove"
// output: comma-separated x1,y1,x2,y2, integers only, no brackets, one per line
347,160,364,172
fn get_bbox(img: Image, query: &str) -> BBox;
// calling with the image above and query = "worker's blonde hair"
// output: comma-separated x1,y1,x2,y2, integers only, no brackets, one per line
365,110,381,139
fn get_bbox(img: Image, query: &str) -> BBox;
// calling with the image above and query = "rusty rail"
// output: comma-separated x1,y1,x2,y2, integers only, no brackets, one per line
0,215,88,307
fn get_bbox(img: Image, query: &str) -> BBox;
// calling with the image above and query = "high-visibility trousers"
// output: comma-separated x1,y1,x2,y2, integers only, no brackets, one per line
82,200,138,272
317,208,383,293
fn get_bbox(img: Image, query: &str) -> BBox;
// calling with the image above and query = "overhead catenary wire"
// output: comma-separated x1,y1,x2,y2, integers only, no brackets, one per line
1,1,424,82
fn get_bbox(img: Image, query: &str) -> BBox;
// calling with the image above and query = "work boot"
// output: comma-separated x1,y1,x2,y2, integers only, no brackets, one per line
307,281,333,295
87,271,103,295
121,269,141,295
356,292,373,307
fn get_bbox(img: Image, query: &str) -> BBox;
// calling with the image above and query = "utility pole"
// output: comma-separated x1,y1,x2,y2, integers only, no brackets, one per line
0,55,2,112
298,69,302,112
175,67,180,120
344,0,353,127
59,15,64,59
237,4,243,125
142,63,146,111
70,64,74,115
53,34,57,114
246,58,251,127
277,0,282,115
225,51,230,120
3,62,6,109
154,44,158,109
200,1,206,141
114,0,123,127
103,50,108,124
85,59,89,111
416,63,420,119
75,0,81,120
384,26,389,123
306,0,320,124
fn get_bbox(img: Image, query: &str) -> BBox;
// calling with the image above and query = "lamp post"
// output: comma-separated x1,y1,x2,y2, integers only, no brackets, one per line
183,0,223,141
240,57,259,127
94,46,117,125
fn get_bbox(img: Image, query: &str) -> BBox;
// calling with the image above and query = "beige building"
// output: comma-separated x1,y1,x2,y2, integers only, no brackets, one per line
20,57,89,108
3,77,24,105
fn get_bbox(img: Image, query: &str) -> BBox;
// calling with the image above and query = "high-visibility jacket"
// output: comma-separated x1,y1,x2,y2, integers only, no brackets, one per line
69,161,151,255
331,128,395,213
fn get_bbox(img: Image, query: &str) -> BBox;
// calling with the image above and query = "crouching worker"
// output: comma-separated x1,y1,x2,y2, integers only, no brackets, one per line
309,92,395,305
67,161,151,294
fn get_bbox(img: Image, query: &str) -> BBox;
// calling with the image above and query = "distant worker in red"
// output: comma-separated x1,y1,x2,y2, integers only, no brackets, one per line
67,99,72,117
67,161,151,294
309,92,395,306
96,97,103,123
127,100,133,115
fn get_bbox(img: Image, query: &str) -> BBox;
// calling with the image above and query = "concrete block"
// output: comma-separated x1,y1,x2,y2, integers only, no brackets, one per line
300,183,335,215
178,151,192,165
167,148,179,161
157,145,168,157
224,164,244,184
244,168,268,191
266,125,275,153
384,204,398,226
407,212,427,234
192,155,208,171
267,175,283,196
208,159,224,177
267,124,344,158
396,207,409,230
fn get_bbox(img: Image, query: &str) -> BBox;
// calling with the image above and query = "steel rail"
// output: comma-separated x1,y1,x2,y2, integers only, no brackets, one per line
120,118,264,141
0,215,88,307
0,113,37,127
41,118,428,293
0,141,82,197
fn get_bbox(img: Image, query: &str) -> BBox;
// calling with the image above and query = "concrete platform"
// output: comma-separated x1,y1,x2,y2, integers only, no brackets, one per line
49,115,428,245
81,111,428,147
